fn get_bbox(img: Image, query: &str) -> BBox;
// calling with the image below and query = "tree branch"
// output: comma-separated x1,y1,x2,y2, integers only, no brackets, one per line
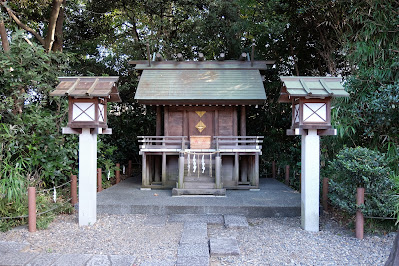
0,2,45,46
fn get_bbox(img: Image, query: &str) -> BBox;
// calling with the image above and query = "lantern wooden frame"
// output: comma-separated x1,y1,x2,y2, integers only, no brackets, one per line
290,97,332,130
68,97,108,129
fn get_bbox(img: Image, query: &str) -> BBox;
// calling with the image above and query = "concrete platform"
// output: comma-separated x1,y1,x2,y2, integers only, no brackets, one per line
97,176,301,218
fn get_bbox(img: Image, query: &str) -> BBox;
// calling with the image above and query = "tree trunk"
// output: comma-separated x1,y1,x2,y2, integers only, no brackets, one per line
44,0,63,51
0,19,10,52
12,87,25,115
52,0,66,52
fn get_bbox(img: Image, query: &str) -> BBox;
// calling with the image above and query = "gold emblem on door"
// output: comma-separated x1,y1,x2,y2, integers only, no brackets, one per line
195,111,206,117
195,121,206,133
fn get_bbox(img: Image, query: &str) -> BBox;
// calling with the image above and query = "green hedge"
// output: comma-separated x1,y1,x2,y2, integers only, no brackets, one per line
327,147,396,218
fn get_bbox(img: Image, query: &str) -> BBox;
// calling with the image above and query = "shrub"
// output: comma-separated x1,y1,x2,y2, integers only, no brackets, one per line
326,147,396,218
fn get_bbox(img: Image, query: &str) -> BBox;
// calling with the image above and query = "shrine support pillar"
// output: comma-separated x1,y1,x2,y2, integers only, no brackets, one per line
178,152,184,188
78,128,97,226
301,129,320,232
215,153,222,189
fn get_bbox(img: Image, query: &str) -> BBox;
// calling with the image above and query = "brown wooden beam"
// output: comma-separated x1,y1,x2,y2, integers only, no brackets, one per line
164,106,169,136
156,106,162,136
240,106,246,136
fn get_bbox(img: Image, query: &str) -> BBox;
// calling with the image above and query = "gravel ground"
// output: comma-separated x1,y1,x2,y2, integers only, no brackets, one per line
209,216,394,265
0,212,394,265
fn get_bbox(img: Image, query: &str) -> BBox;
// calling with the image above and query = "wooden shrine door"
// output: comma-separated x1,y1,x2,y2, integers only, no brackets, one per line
188,110,214,139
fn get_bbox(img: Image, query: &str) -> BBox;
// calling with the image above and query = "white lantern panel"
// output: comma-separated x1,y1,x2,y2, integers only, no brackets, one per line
303,103,326,123
98,104,105,122
73,102,95,121
294,104,300,123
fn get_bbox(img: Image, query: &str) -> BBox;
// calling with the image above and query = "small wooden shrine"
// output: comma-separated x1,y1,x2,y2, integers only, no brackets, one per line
130,55,273,195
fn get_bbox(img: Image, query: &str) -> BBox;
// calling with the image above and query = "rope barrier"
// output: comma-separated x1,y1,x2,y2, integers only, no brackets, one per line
364,216,396,220
182,150,219,155
0,197,73,220
36,180,71,193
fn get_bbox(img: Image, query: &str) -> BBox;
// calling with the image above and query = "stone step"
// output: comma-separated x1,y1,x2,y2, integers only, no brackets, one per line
184,182,216,189
184,176,214,183
172,188,226,196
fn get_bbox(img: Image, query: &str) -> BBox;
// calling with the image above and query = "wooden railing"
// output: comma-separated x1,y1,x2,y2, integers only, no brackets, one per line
138,136,263,151
138,136,188,150
214,136,263,150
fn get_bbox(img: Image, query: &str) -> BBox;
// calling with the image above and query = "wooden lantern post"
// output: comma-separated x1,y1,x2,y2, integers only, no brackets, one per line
279,76,349,232
50,76,121,226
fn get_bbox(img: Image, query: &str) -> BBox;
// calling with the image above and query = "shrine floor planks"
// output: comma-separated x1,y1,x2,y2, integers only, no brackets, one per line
97,176,301,218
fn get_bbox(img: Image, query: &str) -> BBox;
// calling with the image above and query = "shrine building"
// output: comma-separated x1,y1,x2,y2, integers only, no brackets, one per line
130,54,274,196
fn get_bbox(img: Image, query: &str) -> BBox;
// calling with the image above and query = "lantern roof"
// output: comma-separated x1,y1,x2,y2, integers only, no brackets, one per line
278,76,349,103
50,76,121,102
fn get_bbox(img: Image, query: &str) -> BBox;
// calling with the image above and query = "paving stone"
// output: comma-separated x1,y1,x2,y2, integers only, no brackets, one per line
53,254,92,266
168,214,223,224
109,255,137,266
86,255,111,266
209,238,240,256
139,259,175,266
223,215,248,228
176,256,209,266
180,230,208,244
144,215,167,226
0,241,30,253
177,243,209,257
0,252,38,265
183,222,207,231
25,253,60,266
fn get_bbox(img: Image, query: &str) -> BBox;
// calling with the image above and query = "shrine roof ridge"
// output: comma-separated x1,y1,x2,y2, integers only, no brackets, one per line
130,60,274,70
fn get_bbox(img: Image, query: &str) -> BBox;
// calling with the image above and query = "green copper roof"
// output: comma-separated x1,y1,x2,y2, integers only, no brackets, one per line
134,69,266,105
279,76,349,101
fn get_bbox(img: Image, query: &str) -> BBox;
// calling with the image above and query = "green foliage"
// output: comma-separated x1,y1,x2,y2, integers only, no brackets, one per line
0,124,28,203
0,190,74,232
327,147,396,218
0,30,77,231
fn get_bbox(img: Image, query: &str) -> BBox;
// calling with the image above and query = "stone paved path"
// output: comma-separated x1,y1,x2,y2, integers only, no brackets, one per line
0,214,246,266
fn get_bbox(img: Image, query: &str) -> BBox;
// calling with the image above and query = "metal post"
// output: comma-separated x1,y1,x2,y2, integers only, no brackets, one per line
115,163,120,184
356,187,365,240
322,177,329,212
272,161,276,178
128,160,132,177
71,174,77,205
28,187,36,233
285,165,290,185
97,168,102,192
215,153,222,189
178,153,185,189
